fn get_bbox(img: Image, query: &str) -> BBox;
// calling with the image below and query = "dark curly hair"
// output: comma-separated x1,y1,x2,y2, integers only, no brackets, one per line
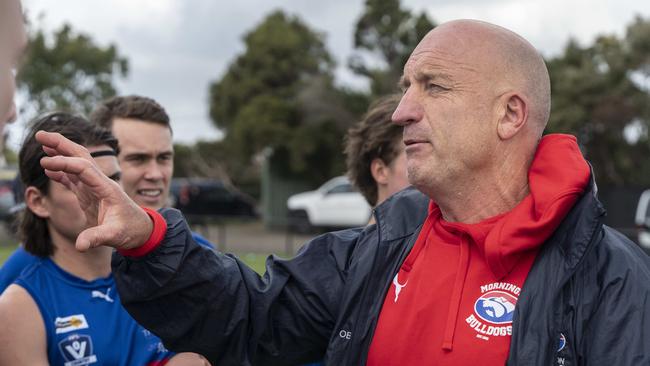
344,94,403,206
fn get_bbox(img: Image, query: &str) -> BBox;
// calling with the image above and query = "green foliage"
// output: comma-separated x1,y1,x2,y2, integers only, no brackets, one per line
208,11,357,185
349,0,435,96
547,16,650,186
17,23,128,116
209,11,334,133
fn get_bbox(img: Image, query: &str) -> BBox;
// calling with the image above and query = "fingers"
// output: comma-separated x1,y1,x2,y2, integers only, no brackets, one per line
76,226,107,251
40,156,111,191
35,131,93,160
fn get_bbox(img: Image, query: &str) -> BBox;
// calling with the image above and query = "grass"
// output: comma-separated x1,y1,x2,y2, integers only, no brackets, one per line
0,245,272,275
0,245,18,264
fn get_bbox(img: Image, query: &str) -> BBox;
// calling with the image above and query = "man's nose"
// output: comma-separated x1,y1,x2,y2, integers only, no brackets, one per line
392,89,423,126
144,161,164,180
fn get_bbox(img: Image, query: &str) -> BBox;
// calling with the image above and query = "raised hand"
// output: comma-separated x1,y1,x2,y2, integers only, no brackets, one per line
36,130,153,251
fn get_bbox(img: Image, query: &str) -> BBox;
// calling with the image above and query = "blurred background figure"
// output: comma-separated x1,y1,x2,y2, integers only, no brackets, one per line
90,95,215,248
91,95,174,211
345,94,409,224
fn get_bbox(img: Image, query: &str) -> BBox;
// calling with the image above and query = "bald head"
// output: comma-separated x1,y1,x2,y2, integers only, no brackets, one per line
414,20,551,135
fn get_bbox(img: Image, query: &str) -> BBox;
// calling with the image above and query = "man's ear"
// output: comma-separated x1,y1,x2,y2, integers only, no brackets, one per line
497,93,528,140
24,186,50,219
370,158,389,186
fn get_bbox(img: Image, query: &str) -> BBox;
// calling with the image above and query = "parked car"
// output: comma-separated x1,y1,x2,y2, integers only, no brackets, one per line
635,189,650,252
170,178,258,221
287,176,371,233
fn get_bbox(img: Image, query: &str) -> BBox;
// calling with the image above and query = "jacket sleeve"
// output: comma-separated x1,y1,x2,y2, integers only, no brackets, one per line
580,229,650,365
111,208,363,365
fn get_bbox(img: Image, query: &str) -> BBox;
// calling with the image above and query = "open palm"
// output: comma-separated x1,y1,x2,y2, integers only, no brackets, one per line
36,130,153,251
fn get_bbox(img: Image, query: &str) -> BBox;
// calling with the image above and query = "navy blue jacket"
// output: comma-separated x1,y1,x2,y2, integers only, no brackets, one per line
113,181,650,365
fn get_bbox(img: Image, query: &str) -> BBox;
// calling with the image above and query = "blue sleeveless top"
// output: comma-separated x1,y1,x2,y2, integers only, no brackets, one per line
15,258,174,365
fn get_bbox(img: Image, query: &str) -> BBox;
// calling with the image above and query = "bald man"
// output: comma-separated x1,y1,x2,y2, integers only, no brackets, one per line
36,20,650,365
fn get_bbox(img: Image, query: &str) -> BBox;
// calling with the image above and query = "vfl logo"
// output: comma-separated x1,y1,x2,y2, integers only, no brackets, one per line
58,334,98,365
91,288,114,303
474,291,517,324
392,273,408,303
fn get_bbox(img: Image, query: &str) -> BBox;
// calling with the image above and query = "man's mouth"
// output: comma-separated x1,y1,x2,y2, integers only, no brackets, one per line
137,189,163,197
404,139,427,146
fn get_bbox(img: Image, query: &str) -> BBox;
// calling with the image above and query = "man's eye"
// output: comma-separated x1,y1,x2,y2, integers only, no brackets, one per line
426,83,445,92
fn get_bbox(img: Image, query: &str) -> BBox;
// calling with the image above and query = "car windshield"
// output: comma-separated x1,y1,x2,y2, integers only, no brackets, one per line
318,176,349,193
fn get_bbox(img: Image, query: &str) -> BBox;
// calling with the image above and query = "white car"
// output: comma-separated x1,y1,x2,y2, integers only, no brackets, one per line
287,176,371,232
635,189,650,251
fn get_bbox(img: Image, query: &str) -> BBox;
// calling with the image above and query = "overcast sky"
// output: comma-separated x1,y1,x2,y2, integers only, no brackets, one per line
8,0,649,150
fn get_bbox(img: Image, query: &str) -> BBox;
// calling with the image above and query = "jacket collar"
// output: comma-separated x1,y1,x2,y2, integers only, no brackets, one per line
544,170,606,269
373,186,429,242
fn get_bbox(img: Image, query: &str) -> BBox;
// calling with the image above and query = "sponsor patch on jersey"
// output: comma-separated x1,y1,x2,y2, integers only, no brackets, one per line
465,282,520,341
58,334,97,365
55,314,89,334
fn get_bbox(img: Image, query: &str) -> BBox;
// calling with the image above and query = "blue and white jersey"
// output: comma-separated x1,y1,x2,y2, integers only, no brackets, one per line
15,258,174,366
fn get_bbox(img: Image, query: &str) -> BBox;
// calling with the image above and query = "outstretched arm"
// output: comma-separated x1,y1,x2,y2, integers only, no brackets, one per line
0,285,49,365
36,130,152,251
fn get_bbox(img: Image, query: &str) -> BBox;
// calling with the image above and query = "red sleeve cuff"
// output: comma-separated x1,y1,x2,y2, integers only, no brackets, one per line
117,207,167,257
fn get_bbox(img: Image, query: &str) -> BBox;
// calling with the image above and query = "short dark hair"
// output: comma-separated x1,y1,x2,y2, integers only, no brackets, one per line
18,112,119,257
344,94,403,206
89,95,171,132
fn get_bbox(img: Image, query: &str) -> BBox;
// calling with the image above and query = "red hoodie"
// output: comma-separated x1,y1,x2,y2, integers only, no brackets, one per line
367,134,590,365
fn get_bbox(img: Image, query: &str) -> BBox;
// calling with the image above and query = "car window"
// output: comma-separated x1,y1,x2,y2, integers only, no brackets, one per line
326,183,355,195
205,186,233,201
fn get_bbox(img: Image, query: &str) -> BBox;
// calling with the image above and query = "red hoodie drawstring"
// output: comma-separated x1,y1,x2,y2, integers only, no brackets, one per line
441,234,471,351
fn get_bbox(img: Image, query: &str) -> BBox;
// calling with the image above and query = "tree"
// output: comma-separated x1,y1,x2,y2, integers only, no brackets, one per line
208,11,357,185
349,0,435,97
546,16,650,187
17,22,128,116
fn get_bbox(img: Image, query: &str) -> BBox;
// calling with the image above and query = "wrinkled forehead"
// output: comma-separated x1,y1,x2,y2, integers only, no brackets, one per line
403,33,479,80
403,23,506,80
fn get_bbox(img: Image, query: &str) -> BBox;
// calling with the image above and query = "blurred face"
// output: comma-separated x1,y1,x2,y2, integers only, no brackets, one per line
384,146,409,198
43,145,121,243
111,118,173,210
0,0,27,129
392,26,500,195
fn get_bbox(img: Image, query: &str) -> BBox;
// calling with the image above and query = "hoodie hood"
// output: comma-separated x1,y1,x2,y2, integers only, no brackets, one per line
436,133,591,279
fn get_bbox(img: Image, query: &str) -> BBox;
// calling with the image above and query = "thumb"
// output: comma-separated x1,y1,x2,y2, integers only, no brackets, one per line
76,225,116,251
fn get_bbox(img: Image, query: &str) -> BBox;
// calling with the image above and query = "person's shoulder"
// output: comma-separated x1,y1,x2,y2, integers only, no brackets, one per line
374,187,428,240
0,247,42,293
0,284,44,337
190,231,215,249
0,246,40,272
0,284,48,364
596,226,650,279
